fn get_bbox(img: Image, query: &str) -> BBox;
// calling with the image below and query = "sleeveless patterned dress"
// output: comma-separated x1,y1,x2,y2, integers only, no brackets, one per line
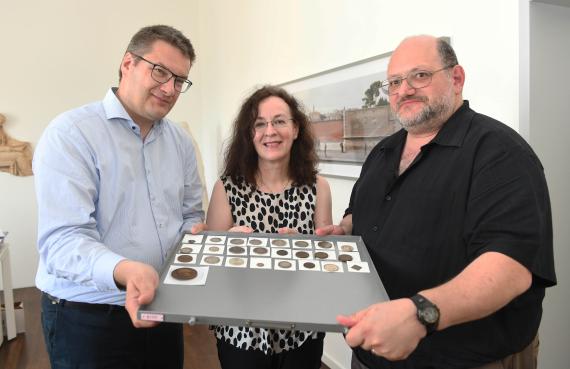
215,176,318,354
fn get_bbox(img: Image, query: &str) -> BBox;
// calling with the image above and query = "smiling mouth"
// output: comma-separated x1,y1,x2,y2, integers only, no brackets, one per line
152,93,172,105
263,141,281,147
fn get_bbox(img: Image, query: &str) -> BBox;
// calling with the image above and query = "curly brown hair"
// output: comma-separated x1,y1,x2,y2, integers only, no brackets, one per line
222,85,318,187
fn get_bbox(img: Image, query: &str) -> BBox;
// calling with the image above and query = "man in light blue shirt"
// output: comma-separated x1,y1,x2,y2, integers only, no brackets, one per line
33,25,203,369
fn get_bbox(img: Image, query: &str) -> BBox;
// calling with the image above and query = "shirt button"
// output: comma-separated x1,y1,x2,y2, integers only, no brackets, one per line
385,195,391,201
372,226,378,232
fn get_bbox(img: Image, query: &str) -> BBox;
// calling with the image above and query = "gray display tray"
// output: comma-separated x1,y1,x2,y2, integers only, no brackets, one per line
139,231,389,332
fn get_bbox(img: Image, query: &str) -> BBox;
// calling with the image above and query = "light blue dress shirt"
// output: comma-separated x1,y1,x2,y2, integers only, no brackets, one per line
33,88,204,305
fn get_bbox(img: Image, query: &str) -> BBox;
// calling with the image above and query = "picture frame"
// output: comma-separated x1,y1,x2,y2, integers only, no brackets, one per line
280,51,400,179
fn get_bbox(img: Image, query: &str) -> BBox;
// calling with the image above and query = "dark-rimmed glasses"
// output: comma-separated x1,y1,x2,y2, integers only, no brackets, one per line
253,118,294,132
381,65,455,95
131,53,192,93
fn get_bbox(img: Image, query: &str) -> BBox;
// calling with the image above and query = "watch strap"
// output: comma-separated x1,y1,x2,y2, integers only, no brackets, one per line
409,293,440,335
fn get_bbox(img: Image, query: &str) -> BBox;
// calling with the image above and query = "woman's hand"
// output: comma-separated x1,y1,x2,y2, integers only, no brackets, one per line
228,225,254,233
190,223,208,234
277,227,298,235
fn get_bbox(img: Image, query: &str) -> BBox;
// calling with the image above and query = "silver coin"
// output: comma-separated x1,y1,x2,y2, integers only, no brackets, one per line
278,260,292,268
204,256,220,264
228,257,245,266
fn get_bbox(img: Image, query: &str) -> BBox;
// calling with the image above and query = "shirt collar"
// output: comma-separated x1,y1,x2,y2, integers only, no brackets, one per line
377,100,473,151
102,87,164,135
103,88,132,121
431,100,473,148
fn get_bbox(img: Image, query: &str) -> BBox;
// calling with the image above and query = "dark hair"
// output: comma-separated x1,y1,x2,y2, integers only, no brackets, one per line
437,37,458,68
223,85,318,187
119,25,196,80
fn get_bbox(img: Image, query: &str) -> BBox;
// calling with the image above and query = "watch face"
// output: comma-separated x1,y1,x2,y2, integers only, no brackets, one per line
420,306,439,324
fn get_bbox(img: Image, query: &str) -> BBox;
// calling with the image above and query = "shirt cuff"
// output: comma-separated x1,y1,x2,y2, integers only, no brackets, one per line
92,251,128,292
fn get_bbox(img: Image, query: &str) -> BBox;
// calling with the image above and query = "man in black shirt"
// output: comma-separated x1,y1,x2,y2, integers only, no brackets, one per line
317,35,556,369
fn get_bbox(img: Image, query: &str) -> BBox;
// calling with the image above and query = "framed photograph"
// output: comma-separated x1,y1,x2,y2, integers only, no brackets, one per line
280,51,400,179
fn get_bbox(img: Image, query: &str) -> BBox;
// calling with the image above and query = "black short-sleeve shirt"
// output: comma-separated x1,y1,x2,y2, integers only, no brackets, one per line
347,101,556,369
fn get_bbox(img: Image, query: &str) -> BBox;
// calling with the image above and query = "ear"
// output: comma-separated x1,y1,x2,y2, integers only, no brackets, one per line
120,52,136,77
450,65,465,94
293,124,299,140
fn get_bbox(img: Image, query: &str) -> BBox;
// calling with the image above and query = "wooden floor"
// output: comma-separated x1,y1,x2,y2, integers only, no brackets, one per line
0,287,330,369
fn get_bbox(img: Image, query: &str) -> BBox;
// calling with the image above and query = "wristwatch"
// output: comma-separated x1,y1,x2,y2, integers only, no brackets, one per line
409,294,440,335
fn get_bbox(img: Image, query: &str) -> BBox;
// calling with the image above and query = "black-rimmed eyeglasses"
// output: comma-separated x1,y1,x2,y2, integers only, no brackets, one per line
131,53,193,93
381,65,455,95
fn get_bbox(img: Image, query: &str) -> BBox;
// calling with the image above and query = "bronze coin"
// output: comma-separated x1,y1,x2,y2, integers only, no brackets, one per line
171,267,198,280
253,247,268,255
338,254,353,262
179,247,192,254
186,239,196,244
228,257,245,266
256,262,265,267
340,244,354,252
272,239,287,246
294,240,309,248
295,251,309,259
317,241,333,249
229,246,245,254
351,265,362,271
323,263,339,272
276,249,289,256
249,239,262,245
229,238,245,245
208,246,220,252
303,262,315,269
204,256,220,264
314,251,328,259
278,260,292,268
177,254,193,263
209,237,222,243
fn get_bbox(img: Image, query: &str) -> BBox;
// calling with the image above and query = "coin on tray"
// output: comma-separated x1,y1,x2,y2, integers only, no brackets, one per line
323,263,339,272
177,255,193,263
171,267,198,280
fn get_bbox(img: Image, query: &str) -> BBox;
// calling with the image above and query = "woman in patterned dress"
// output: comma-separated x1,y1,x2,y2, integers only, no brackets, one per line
206,85,333,369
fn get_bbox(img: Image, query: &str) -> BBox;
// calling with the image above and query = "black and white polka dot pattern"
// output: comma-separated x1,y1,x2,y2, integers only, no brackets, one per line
215,176,317,354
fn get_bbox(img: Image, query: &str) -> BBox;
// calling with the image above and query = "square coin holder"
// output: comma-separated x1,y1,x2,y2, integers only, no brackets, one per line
249,257,272,270
203,244,225,255
182,234,204,244
173,253,197,265
247,237,268,247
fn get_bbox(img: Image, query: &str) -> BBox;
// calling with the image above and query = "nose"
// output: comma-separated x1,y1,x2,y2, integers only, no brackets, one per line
264,121,277,135
399,78,416,96
159,77,177,96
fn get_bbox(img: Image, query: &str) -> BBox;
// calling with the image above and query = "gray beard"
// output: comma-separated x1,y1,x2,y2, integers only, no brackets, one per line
396,95,454,134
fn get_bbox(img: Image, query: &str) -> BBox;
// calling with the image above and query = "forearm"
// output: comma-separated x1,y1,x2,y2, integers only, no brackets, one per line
38,224,125,291
339,214,353,235
420,251,532,331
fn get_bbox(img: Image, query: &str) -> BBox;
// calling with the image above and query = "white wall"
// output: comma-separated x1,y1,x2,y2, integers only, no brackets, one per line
530,3,570,369
0,0,202,287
